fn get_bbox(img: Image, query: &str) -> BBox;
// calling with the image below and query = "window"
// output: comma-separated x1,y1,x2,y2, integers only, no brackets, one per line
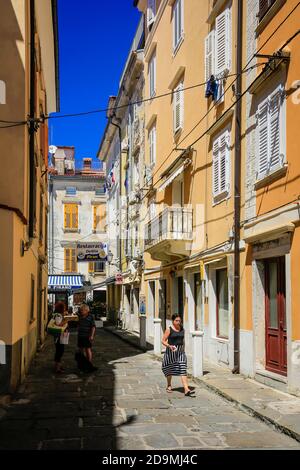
66,186,76,196
204,8,231,80
149,198,156,220
149,125,156,167
147,0,156,27
95,187,105,196
89,261,105,273
173,0,184,52
64,248,77,273
258,0,276,21
173,81,184,134
212,129,230,199
64,204,78,229
93,205,106,231
216,268,229,339
256,85,285,181
149,52,156,98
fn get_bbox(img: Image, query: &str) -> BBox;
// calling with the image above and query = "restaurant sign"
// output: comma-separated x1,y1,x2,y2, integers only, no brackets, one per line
76,242,107,262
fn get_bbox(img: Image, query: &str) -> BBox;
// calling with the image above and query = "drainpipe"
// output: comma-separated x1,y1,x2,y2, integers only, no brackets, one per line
233,0,243,374
110,117,122,274
29,0,36,239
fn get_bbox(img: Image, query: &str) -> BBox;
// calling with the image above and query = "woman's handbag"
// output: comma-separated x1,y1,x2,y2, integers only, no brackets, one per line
60,331,70,345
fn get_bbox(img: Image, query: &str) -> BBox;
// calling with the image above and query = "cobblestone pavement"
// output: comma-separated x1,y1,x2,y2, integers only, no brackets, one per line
0,329,299,450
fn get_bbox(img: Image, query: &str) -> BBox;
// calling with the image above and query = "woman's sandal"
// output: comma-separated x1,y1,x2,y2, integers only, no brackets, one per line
184,390,195,397
166,386,172,393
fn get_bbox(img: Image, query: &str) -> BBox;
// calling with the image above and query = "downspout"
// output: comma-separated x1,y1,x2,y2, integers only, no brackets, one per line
233,0,243,374
29,0,36,239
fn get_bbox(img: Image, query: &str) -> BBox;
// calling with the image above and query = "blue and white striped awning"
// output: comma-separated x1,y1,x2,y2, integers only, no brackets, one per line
48,275,83,289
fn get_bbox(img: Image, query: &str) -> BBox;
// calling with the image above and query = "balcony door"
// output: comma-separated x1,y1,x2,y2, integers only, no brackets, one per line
172,175,184,207
265,257,287,376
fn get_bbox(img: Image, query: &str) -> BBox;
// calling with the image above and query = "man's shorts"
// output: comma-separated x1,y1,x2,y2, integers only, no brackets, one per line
78,336,92,349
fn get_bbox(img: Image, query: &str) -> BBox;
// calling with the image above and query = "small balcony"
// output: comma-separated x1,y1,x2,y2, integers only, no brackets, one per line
144,206,193,262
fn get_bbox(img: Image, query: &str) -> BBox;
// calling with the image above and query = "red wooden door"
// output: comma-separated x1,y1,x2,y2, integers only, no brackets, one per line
265,257,287,376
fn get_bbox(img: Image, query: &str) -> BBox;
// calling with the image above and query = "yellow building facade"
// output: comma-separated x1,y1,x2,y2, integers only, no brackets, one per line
0,0,59,394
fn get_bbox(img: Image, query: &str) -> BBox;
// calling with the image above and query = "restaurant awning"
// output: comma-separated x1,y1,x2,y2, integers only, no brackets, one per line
48,275,83,290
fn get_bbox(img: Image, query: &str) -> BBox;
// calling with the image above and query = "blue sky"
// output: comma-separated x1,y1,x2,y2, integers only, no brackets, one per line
49,0,141,169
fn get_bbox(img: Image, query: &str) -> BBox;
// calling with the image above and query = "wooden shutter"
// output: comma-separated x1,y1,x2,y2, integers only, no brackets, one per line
88,262,94,273
205,31,215,81
173,0,183,50
213,138,220,196
149,53,156,98
215,8,231,76
147,0,156,26
258,0,275,21
93,205,97,230
257,100,269,178
173,82,183,133
269,90,281,171
65,248,70,272
73,205,78,229
219,133,227,193
64,204,70,229
71,249,77,272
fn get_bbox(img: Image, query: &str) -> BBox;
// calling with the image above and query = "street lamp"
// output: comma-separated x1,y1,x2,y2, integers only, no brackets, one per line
107,250,113,264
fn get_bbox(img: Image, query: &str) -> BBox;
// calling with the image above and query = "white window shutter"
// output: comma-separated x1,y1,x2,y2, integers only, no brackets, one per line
257,101,269,178
205,31,215,81
269,90,281,171
153,126,156,164
173,83,183,133
149,54,156,97
215,8,231,76
219,133,227,193
147,0,156,26
213,139,219,196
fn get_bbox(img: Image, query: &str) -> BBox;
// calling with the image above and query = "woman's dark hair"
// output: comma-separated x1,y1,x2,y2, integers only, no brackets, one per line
54,301,65,314
172,314,182,322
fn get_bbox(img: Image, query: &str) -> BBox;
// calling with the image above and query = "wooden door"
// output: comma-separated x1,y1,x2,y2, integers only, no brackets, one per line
265,257,287,376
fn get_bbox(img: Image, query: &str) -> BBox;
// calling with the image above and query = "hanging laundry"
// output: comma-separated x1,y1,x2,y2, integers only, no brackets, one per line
205,75,218,99
214,78,224,103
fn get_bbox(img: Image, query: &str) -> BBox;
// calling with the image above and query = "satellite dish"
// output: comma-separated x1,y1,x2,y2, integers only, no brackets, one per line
49,145,57,154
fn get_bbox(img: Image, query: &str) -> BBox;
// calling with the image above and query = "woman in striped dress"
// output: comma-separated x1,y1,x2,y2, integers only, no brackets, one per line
162,314,194,396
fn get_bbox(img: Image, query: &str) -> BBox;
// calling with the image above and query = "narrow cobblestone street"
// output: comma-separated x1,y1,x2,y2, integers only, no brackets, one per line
0,329,299,450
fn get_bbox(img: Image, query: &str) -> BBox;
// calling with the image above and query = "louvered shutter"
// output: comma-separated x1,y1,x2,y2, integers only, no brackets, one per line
258,0,271,21
88,262,94,273
269,90,281,171
257,100,269,178
213,139,220,196
215,9,231,76
205,31,215,81
147,0,156,26
65,205,70,229
173,83,184,133
71,249,77,272
93,205,97,230
74,205,78,229
219,133,227,193
65,248,70,272
173,0,183,50
149,54,156,97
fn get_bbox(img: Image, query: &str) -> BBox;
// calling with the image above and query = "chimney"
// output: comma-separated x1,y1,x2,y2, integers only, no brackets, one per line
83,158,92,170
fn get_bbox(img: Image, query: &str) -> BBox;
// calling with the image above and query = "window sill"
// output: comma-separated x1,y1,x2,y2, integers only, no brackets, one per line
63,228,80,233
212,191,230,206
254,164,287,190
255,0,287,36
172,35,184,58
211,335,229,343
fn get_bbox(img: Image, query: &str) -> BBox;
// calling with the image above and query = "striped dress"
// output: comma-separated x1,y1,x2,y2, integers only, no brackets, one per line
162,326,187,376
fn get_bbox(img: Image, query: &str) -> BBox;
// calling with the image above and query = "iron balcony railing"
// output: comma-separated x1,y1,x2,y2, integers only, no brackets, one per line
144,207,193,249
